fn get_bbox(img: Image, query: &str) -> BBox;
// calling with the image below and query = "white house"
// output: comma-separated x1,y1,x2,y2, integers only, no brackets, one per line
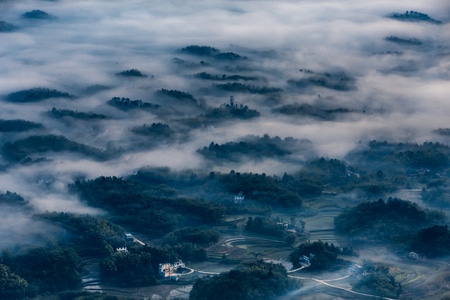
234,191,245,204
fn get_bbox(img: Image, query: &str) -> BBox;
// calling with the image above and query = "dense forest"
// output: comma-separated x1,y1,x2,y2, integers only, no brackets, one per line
198,134,313,162
410,225,450,257
384,36,423,46
0,119,43,132
5,88,75,102
0,247,82,298
107,97,160,111
180,45,248,61
288,70,356,91
115,69,148,78
130,123,175,139
22,10,55,20
213,82,282,94
189,261,297,300
389,10,442,24
179,101,260,127
289,240,344,270
193,72,258,81
272,103,353,120
334,197,446,245
1,135,111,163
0,20,16,32
351,262,402,299
48,108,109,121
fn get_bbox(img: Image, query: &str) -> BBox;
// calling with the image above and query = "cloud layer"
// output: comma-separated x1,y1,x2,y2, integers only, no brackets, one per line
0,0,448,225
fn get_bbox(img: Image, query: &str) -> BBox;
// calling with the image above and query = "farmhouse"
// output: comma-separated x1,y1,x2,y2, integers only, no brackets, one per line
159,260,185,278
234,191,245,204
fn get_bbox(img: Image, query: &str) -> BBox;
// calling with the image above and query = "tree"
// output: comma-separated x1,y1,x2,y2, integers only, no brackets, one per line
290,241,339,270
189,261,296,300
411,225,450,257
0,264,28,300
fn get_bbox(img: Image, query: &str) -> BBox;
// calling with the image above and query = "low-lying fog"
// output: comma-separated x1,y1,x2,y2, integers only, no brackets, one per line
0,0,449,250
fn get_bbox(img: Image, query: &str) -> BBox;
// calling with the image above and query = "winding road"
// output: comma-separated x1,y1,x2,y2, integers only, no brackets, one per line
288,274,396,300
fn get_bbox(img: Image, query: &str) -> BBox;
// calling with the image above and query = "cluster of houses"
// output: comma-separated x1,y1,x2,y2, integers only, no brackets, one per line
349,264,368,279
408,251,420,260
159,260,186,278
299,253,315,266
116,233,188,279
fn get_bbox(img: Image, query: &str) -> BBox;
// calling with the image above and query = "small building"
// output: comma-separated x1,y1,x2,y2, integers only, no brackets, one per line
116,247,128,253
234,191,245,204
301,255,310,265
408,251,420,260
349,264,368,279
125,233,134,242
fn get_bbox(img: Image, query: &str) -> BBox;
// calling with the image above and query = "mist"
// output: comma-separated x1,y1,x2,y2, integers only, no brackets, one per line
0,0,449,297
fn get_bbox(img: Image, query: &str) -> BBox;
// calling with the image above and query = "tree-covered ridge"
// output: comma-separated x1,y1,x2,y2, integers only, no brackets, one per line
37,212,126,256
194,72,258,81
180,45,247,61
421,177,450,207
215,52,247,61
101,247,165,286
45,291,140,300
290,240,347,270
198,134,314,162
189,260,297,300
349,140,450,170
163,227,219,247
394,142,450,169
22,10,55,20
287,157,409,196
180,45,220,56
115,69,148,77
273,103,353,120
206,100,260,118
213,82,282,94
32,211,211,286
70,176,225,236
218,171,303,207
36,212,207,286
0,264,27,300
334,197,446,243
389,10,442,24
385,36,422,46
156,88,198,104
245,216,286,238
5,88,75,103
0,191,28,207
179,100,260,127
134,165,344,204
0,247,81,297
48,108,109,121
410,225,450,258
307,158,349,184
171,57,210,69
0,20,17,32
434,128,450,136
1,135,111,163
395,148,450,169
0,119,43,132
352,262,402,299
132,166,322,205
288,70,356,91
83,84,111,95
130,123,175,138
107,97,160,111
